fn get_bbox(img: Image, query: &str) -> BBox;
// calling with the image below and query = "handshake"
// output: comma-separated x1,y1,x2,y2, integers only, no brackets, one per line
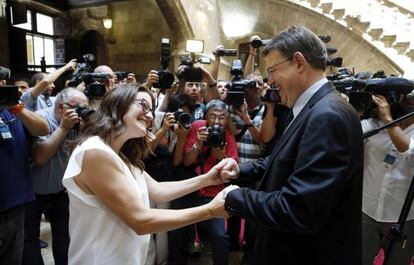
204,158,241,218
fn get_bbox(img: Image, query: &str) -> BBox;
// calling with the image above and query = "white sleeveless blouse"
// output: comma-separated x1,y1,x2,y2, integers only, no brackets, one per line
62,136,150,265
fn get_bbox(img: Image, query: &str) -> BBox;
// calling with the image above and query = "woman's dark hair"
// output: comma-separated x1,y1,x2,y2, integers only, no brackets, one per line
167,93,197,112
70,83,155,170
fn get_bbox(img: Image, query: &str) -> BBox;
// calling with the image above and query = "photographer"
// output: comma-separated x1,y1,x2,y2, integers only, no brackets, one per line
0,74,49,265
22,87,88,265
362,94,414,265
21,59,77,112
182,99,238,265
94,65,116,91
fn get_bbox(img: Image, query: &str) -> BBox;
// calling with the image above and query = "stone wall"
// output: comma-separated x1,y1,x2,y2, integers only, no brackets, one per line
69,0,171,81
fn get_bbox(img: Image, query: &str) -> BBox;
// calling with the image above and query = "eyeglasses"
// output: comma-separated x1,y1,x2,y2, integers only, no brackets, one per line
134,98,152,113
266,58,291,75
208,114,226,121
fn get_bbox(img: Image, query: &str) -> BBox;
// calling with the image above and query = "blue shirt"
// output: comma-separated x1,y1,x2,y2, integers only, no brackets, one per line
0,109,34,210
31,106,71,194
21,87,56,112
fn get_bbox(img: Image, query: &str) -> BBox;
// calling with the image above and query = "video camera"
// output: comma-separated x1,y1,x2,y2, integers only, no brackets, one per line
0,67,20,106
250,39,271,49
0,66,10,80
205,124,226,148
67,54,95,87
330,69,414,118
214,47,237,57
318,35,343,68
176,40,211,82
153,38,175,90
226,60,256,108
0,85,19,106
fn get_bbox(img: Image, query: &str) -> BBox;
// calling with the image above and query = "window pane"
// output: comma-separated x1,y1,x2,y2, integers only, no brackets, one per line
44,38,55,65
11,10,32,31
34,36,44,65
36,13,54,35
26,35,34,65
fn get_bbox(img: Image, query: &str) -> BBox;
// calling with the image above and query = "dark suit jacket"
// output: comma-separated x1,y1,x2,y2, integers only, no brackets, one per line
225,82,363,265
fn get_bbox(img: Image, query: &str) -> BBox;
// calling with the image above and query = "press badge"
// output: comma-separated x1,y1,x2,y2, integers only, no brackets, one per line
0,123,12,140
383,153,396,168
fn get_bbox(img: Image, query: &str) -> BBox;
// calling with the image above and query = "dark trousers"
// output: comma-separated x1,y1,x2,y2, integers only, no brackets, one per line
168,194,229,265
22,191,69,265
0,204,25,265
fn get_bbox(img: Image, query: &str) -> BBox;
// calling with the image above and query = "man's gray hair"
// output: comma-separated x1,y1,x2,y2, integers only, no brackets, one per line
262,25,327,71
55,87,85,110
206,99,229,116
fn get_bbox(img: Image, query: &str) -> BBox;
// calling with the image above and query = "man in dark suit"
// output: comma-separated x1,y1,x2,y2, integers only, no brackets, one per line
215,26,364,265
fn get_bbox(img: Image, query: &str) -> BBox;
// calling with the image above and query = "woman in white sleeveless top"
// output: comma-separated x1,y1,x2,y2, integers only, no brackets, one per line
62,84,237,265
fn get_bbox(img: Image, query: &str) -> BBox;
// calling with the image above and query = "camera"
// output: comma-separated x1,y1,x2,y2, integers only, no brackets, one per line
226,60,256,108
176,39,211,82
75,105,95,121
67,54,95,87
0,85,19,106
318,35,343,68
251,39,271,49
261,88,281,103
153,38,175,90
330,68,414,118
0,66,10,80
177,55,211,82
84,83,106,98
173,108,191,129
214,48,237,57
205,124,226,148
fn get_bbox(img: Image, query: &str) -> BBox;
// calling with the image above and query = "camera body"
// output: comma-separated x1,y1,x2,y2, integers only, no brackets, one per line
84,83,106,98
67,54,95,87
173,109,191,129
250,39,271,49
226,60,256,108
261,88,281,103
0,85,20,106
75,105,95,121
0,66,10,80
205,124,226,148
215,48,237,57
153,38,175,90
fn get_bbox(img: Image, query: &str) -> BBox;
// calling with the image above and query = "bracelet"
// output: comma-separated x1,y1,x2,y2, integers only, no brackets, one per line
249,52,256,56
9,103,25,115
246,123,254,127
191,143,200,153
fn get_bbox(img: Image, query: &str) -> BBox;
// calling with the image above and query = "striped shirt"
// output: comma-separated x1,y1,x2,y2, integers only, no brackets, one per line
231,104,265,163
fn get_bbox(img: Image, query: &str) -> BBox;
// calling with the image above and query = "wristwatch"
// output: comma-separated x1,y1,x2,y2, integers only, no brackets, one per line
191,143,200,153
246,123,254,127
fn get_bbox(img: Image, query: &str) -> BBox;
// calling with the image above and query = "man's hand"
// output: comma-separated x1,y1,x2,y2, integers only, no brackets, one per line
161,112,176,132
197,126,208,143
217,158,239,183
65,59,77,72
60,109,79,132
174,123,189,139
208,185,240,218
372,94,393,123
212,146,227,161
213,44,224,58
143,70,159,88
234,102,252,125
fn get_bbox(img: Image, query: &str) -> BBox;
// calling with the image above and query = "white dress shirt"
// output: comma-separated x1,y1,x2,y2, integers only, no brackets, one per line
362,118,414,222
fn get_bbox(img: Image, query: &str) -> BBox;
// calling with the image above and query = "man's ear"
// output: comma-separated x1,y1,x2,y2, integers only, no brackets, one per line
293,52,307,73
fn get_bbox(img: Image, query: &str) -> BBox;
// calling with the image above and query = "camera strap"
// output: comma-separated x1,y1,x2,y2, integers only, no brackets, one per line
235,104,263,141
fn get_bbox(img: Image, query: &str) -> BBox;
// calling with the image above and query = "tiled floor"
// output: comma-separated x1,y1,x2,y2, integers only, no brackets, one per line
40,220,243,265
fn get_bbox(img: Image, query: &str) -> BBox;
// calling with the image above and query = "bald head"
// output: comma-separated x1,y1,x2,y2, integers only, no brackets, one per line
94,65,115,91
